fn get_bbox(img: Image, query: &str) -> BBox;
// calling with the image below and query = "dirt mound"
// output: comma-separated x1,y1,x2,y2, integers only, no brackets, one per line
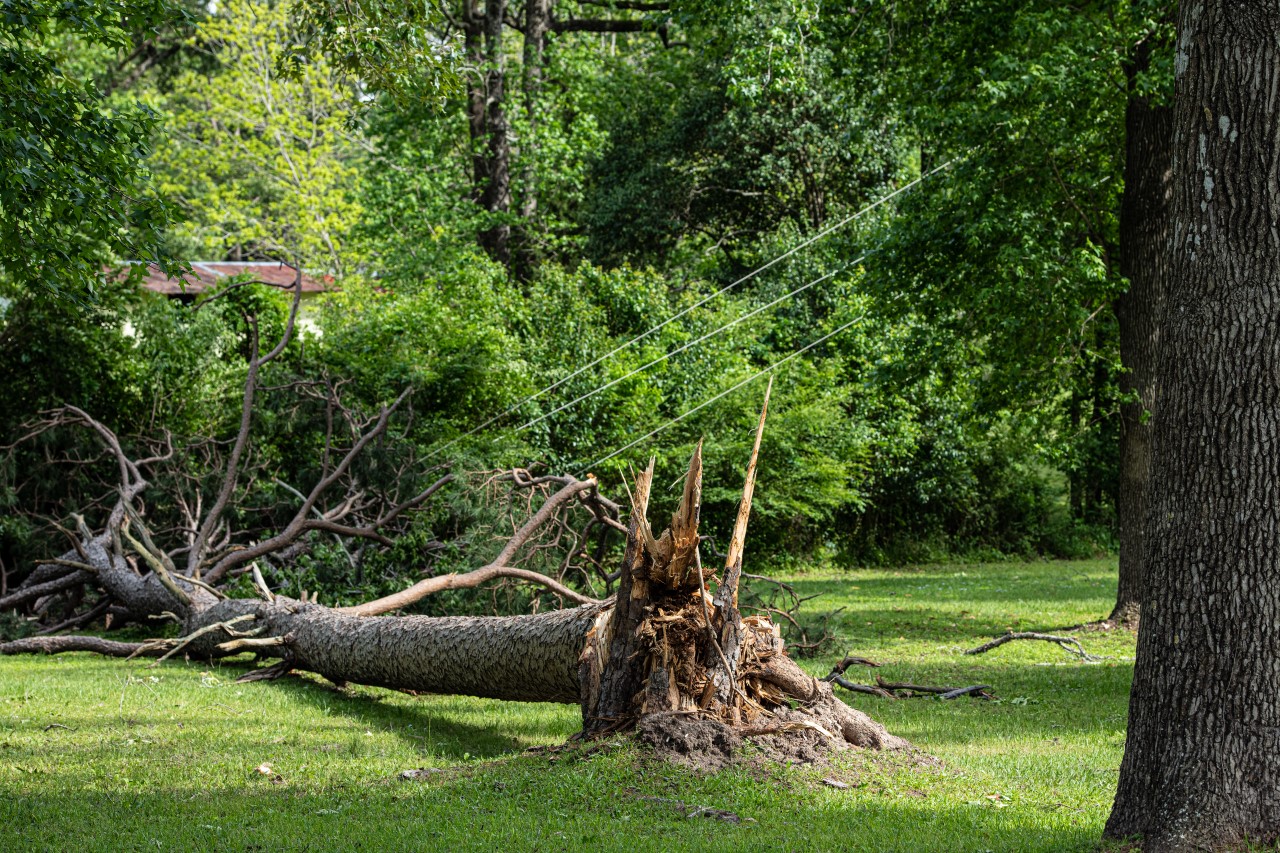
635,700,878,772
746,705,842,765
636,713,743,773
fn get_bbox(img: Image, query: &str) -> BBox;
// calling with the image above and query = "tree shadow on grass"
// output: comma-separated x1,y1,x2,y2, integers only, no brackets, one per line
1,654,578,768
261,674,579,759
0,756,1106,853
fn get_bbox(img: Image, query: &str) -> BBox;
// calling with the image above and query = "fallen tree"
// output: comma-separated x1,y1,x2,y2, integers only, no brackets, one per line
2,391,901,753
2,422,901,753
0,290,903,753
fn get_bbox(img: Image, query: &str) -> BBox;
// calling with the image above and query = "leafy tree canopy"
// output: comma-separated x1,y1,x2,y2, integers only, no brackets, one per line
0,0,188,297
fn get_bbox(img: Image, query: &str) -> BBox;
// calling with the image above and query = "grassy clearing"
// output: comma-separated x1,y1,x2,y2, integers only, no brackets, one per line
0,559,1134,851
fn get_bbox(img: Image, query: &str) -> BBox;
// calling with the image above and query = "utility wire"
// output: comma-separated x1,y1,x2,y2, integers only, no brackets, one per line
423,158,957,461
577,312,869,476
513,257,864,435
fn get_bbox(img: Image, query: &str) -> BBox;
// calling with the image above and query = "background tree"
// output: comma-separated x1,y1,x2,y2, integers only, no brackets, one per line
3,0,1131,617
150,0,364,271
833,0,1176,621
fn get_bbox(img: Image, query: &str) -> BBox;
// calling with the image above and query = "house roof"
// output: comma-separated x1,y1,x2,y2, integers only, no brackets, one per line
119,262,333,296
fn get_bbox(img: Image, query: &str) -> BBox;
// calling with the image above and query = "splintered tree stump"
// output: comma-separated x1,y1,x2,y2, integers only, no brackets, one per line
578,388,904,753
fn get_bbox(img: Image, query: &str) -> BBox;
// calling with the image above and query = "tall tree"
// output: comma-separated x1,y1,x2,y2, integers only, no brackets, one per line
150,0,364,271
1111,17,1175,626
457,0,672,276
841,0,1180,621
1105,2,1280,848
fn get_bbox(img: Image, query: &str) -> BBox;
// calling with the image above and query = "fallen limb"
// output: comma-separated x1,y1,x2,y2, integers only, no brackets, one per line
33,558,99,574
829,677,896,698
0,635,166,657
0,570,94,611
965,631,1101,662
153,613,258,664
342,563,603,617
830,676,994,700
217,634,292,653
939,685,992,700
344,475,609,616
822,654,883,680
34,597,113,636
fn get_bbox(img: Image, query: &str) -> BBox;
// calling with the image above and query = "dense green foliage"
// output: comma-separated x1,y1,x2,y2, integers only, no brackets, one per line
151,0,364,270
0,0,1166,602
0,559,1135,852
0,0,185,296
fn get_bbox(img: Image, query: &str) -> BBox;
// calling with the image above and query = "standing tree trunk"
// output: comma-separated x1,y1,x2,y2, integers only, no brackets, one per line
464,0,512,267
1110,32,1175,628
512,0,551,283
1105,3,1280,848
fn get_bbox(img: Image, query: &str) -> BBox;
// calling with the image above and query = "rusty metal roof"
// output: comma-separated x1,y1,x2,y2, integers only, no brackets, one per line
119,262,333,295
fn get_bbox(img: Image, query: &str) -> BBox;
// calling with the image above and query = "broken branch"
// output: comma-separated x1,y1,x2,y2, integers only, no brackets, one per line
965,631,1102,662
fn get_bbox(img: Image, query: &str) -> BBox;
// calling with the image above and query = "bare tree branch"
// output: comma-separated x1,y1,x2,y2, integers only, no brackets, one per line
345,476,607,616
187,266,304,577
0,635,165,657
0,569,94,611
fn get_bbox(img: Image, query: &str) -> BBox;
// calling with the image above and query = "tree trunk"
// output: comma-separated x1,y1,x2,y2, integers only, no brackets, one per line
1105,3,1280,849
464,0,512,267
512,0,550,283
183,597,609,703
1111,35,1175,628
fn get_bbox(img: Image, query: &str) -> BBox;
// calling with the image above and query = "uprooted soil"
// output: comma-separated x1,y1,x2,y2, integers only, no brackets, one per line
636,714,743,773
636,701,908,773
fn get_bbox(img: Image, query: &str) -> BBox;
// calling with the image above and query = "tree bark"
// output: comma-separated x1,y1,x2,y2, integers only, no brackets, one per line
512,0,551,283
1111,32,1175,628
464,0,512,267
180,596,609,703
1105,3,1280,848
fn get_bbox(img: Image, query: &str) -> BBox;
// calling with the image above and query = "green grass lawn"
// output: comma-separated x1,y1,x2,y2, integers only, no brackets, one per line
0,559,1135,852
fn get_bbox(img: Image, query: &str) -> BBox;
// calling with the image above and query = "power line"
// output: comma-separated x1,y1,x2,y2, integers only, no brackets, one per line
423,158,957,461
513,257,864,435
576,312,869,476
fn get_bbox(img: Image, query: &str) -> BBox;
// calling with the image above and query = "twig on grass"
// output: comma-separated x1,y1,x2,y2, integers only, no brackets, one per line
965,631,1102,662
822,654,883,679
829,677,896,698
830,676,994,700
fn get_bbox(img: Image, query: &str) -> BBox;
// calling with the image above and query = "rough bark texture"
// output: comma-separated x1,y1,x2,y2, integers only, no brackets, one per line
464,0,512,266
583,455,657,727
183,598,609,703
1112,34,1175,628
0,530,606,703
513,0,551,282
1105,3,1280,848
